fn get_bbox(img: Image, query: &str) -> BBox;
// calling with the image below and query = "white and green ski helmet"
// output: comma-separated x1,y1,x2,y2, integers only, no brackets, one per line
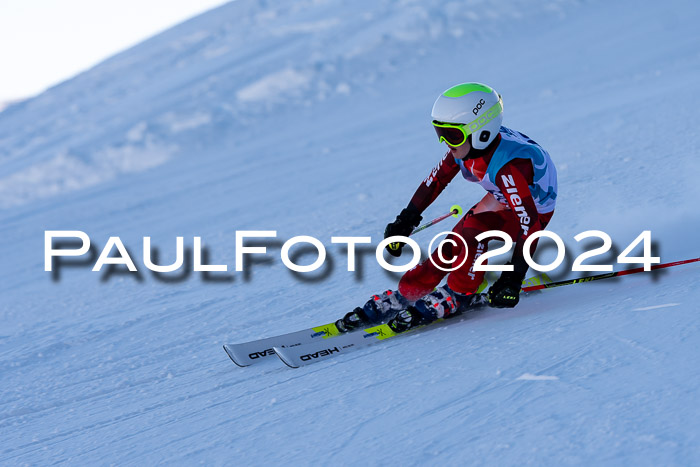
431,82,503,150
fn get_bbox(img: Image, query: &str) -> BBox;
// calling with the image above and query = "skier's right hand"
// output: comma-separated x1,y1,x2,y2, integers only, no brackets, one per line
384,207,422,257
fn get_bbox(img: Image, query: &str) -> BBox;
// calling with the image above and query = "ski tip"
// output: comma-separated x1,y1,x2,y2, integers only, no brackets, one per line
273,346,300,369
223,344,249,368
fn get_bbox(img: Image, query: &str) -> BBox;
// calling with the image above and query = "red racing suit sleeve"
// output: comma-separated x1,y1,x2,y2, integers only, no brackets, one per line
494,158,542,276
407,152,460,213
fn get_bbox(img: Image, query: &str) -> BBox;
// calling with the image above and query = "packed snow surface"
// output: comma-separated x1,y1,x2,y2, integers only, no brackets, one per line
1,0,699,464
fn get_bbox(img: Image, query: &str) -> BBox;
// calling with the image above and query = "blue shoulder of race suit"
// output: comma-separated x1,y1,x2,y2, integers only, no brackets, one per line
486,126,549,182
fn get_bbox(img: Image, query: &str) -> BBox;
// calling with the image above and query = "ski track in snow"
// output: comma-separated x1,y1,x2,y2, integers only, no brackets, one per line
516,373,559,381
1,0,700,464
632,303,681,311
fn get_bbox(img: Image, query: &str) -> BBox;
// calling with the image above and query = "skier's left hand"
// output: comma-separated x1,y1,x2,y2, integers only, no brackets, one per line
488,270,525,308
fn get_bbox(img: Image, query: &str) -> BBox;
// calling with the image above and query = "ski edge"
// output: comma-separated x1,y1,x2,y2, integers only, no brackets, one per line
223,344,251,368
273,346,301,368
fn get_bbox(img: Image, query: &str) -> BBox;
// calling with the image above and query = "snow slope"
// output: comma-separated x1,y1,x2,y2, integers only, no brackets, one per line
1,0,699,464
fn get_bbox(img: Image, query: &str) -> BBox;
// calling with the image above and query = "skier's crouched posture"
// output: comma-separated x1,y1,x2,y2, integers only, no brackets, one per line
337,83,558,334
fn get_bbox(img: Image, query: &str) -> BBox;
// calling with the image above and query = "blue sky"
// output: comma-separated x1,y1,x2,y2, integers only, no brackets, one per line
0,0,229,102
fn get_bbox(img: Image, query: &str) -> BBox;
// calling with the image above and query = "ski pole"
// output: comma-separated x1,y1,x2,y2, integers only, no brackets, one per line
522,256,700,293
410,204,463,236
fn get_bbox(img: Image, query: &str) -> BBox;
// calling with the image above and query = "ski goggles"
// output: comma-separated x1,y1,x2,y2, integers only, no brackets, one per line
432,121,470,147
432,98,504,147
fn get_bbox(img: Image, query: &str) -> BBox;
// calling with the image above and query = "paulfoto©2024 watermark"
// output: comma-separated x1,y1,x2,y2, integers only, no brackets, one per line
44,230,661,279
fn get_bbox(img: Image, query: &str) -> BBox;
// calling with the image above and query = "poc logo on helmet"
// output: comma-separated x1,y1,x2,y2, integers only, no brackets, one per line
472,98,486,115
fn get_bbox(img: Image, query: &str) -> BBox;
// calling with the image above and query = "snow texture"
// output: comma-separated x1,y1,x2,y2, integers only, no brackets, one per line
1,0,700,464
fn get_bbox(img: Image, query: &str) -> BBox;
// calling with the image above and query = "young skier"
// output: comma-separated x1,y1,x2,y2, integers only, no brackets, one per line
336,82,558,334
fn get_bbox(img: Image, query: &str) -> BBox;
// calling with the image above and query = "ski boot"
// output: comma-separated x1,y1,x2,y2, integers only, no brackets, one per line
387,286,459,333
336,289,409,333
458,291,490,309
335,307,370,333
387,307,423,333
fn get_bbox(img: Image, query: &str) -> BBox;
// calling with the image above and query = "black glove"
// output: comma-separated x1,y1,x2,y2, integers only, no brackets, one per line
384,207,422,257
488,269,526,308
